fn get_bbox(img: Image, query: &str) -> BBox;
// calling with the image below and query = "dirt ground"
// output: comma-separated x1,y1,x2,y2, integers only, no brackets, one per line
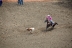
0,2,72,48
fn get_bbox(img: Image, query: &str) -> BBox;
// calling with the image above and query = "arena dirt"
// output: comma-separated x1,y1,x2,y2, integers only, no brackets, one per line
0,2,72,48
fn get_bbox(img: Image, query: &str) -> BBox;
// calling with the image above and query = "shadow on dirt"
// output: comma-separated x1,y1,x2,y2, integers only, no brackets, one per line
41,27,56,32
46,28,55,31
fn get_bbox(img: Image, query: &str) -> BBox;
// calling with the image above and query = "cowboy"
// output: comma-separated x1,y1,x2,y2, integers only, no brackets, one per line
46,15,54,26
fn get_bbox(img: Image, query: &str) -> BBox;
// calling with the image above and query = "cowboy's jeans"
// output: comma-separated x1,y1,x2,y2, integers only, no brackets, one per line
0,1,2,6
50,20,54,26
18,0,23,5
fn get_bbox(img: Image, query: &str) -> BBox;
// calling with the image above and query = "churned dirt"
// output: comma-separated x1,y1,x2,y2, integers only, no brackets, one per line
0,1,72,48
